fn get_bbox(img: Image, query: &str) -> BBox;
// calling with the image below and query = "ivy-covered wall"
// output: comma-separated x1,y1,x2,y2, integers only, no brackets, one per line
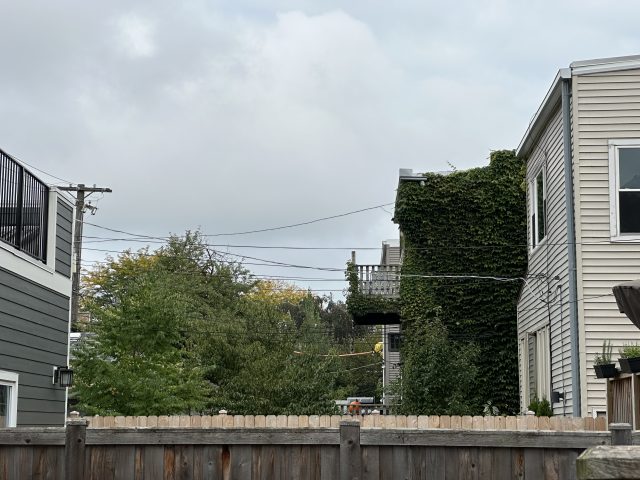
394,150,527,414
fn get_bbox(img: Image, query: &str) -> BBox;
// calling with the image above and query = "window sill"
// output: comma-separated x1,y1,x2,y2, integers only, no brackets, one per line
530,237,548,254
610,235,640,243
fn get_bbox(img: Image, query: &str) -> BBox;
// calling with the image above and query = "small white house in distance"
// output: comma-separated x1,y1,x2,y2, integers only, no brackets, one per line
517,54,640,417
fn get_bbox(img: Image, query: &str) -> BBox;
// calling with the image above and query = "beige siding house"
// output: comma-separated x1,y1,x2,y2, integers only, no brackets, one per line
517,54,640,417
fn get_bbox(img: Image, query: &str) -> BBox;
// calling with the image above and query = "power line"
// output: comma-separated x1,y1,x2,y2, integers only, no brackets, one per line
3,150,77,185
82,201,394,240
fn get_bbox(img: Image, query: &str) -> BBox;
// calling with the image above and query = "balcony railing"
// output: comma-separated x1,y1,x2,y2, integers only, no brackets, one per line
0,150,49,262
354,264,400,298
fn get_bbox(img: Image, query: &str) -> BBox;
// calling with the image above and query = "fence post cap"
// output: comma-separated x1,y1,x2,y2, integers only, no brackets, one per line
340,420,361,428
609,422,632,430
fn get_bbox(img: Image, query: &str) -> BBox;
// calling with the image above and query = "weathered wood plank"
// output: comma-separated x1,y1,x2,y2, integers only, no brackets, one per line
459,447,479,480
524,448,544,480
164,446,176,480
379,446,394,480
490,447,511,480
392,445,408,480
426,446,446,480
0,428,65,445
359,429,609,449
86,428,340,445
361,446,379,480
408,446,427,480
142,446,164,480
230,445,252,480
445,447,460,479
114,445,135,479
174,445,194,480
512,448,525,480
544,448,561,480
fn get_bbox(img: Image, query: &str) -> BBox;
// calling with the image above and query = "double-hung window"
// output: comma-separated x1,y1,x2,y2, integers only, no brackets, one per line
0,370,18,427
609,141,640,239
531,169,546,249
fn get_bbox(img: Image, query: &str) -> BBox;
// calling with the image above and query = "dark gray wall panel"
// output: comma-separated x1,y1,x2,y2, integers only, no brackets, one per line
0,267,69,426
55,199,73,277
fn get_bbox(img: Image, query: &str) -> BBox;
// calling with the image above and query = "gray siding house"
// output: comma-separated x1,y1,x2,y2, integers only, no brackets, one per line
517,54,640,417
0,150,74,426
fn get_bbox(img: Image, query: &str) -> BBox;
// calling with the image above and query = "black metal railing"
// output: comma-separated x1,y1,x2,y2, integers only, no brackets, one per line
0,150,49,262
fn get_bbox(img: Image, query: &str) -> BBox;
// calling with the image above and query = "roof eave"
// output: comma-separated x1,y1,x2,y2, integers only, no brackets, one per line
516,68,571,159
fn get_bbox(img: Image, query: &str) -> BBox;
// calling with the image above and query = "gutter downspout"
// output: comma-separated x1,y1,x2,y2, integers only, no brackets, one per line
561,77,581,417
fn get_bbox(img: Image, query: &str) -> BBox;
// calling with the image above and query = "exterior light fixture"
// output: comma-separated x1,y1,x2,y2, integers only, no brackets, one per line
52,366,74,388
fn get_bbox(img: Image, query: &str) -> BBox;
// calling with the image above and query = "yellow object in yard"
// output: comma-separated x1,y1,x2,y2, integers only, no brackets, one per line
374,342,383,354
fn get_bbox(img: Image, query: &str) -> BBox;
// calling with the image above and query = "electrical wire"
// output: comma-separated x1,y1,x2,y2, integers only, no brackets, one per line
2,149,77,185
82,202,394,240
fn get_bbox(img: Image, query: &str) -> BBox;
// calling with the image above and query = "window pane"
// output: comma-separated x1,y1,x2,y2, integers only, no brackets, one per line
536,173,545,242
388,333,401,352
620,191,640,233
0,385,8,427
619,148,640,189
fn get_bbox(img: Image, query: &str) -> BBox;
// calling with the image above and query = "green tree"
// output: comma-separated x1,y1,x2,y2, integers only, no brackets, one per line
73,248,211,415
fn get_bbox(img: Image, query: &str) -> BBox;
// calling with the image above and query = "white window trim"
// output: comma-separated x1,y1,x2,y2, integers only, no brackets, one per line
609,139,640,242
530,167,547,252
0,370,19,427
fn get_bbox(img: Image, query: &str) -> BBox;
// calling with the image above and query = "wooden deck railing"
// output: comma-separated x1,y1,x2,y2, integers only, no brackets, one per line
354,265,400,297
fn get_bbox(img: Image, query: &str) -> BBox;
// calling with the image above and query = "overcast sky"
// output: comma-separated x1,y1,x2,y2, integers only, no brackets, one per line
2,1,639,296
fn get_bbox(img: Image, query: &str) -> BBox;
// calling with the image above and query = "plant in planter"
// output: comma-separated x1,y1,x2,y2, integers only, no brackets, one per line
618,343,640,374
594,340,617,379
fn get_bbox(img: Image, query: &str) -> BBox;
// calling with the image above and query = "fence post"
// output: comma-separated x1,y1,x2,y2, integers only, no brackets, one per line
610,423,632,445
340,420,361,480
65,412,88,480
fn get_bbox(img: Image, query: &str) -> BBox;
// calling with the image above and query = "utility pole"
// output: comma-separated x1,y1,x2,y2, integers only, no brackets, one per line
58,184,112,327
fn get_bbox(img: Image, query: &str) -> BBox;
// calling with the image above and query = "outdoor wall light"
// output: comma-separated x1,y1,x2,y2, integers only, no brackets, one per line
52,366,74,388
551,390,564,404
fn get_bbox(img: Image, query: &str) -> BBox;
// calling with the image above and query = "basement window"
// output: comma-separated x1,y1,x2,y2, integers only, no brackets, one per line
609,141,640,239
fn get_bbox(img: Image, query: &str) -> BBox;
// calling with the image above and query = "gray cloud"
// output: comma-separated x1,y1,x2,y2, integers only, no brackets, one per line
1,1,638,293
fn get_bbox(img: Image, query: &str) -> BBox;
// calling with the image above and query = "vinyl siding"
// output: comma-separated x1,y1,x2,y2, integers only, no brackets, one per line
0,267,69,426
55,198,73,278
517,105,574,415
573,69,640,416
382,323,400,405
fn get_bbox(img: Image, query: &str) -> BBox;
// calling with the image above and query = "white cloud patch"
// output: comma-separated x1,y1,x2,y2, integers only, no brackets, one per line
115,13,157,58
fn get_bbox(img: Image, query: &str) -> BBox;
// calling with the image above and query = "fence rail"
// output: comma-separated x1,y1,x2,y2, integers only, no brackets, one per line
84,414,608,431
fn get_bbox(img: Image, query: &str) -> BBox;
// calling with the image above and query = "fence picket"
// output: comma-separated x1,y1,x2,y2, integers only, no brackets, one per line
81,414,610,431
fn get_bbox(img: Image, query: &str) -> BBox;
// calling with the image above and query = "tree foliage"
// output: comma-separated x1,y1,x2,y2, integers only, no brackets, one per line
394,319,479,415
393,150,527,414
73,232,381,415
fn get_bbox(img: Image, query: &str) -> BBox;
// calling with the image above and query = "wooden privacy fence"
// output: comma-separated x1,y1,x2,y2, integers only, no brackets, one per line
86,413,608,431
0,417,625,480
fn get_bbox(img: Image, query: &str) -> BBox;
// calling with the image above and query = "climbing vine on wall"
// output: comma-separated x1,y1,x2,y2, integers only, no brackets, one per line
345,262,401,319
394,150,527,414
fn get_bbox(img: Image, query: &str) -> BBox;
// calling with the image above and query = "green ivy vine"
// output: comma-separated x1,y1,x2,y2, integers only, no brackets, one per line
394,150,527,414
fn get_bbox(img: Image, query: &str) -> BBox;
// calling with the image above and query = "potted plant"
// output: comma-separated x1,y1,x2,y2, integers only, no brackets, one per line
618,343,640,374
594,340,617,378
